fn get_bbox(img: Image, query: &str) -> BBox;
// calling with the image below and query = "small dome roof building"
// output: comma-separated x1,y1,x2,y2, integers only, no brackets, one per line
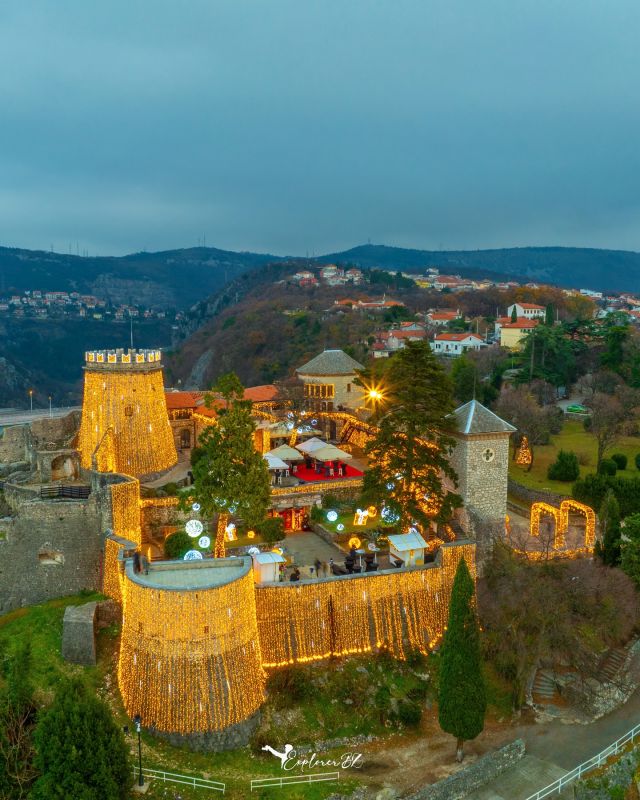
295,349,364,412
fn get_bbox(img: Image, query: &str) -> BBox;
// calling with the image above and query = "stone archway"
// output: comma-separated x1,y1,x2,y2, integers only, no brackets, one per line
51,454,78,481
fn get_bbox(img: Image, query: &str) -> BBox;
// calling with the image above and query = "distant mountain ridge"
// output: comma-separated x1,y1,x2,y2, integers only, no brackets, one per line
0,245,280,309
319,244,640,293
2,242,640,301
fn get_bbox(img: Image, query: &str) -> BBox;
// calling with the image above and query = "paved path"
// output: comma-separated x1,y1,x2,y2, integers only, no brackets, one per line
466,688,640,800
281,531,344,571
0,407,80,426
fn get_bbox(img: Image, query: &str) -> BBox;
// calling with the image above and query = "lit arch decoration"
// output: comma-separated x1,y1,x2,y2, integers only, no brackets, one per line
525,499,596,557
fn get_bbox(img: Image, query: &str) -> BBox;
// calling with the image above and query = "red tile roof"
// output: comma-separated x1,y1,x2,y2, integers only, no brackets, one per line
244,384,279,402
435,332,484,341
164,391,203,410
516,303,544,310
501,319,539,329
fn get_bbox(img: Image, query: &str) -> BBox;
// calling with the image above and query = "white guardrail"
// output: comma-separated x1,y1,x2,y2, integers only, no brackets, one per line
525,722,640,799
250,771,340,791
137,766,225,792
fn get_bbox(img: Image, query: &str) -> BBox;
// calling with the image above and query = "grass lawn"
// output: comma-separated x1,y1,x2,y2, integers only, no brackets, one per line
509,420,640,494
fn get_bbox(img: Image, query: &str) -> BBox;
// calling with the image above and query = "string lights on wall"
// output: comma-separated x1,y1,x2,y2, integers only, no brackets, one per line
118,560,265,735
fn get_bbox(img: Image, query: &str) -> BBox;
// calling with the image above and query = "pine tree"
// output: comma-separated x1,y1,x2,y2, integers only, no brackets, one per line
192,373,271,557
545,303,554,325
595,489,622,566
510,305,518,323
451,356,477,405
31,680,130,800
360,341,461,532
438,558,486,762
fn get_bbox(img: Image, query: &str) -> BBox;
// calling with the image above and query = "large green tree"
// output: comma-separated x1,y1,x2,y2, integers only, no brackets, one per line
438,558,486,762
360,341,461,532
192,372,271,557
31,680,130,800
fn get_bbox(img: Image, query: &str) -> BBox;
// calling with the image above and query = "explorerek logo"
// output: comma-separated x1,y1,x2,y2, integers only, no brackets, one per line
262,743,363,771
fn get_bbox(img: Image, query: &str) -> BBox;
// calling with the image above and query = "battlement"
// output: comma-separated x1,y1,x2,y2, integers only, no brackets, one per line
84,349,162,369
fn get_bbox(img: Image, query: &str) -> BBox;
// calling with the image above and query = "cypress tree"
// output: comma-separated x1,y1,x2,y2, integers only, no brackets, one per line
31,680,130,800
438,558,486,762
595,489,621,566
510,305,518,323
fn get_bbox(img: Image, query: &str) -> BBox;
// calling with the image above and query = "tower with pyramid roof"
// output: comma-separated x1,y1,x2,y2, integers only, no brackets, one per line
448,399,516,562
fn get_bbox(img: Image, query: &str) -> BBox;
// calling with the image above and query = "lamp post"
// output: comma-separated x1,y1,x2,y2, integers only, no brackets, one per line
28,389,33,412
48,395,52,418
133,714,143,787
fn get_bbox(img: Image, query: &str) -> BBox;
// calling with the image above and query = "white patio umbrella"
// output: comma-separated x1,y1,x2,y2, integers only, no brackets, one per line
263,453,290,470
295,437,327,453
267,444,304,461
309,444,353,462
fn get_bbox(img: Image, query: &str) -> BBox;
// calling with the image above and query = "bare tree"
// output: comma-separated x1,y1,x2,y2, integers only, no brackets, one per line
587,393,624,466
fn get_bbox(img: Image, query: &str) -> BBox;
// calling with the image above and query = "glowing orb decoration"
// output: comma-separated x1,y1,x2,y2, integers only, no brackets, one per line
286,422,294,430
225,523,237,541
348,536,362,549
183,550,203,561
326,510,339,522
248,546,260,556
337,523,345,531
191,502,201,512
381,506,400,524
186,519,204,538
198,535,211,549
386,482,395,491
229,504,238,514
408,526,419,535
247,530,256,539
311,418,318,426
287,412,294,419
367,506,378,518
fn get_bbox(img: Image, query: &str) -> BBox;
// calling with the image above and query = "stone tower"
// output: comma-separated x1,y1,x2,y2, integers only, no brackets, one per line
77,348,177,477
448,400,516,561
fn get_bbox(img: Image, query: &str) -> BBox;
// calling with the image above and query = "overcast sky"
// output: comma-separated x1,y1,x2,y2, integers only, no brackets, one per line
1,0,639,257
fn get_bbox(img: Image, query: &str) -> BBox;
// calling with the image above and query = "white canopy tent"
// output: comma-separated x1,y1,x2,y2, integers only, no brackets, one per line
251,550,285,583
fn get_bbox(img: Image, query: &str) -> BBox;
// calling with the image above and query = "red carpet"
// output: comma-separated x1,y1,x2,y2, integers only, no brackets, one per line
292,464,363,482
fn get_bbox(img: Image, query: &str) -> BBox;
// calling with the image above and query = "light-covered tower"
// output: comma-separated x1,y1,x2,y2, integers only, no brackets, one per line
78,348,177,477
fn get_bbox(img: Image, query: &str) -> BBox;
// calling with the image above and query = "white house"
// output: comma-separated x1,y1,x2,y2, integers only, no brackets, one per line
506,302,545,320
430,332,486,357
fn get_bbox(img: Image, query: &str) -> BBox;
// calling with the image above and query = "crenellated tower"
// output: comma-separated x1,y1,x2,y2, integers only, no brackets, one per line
77,348,177,477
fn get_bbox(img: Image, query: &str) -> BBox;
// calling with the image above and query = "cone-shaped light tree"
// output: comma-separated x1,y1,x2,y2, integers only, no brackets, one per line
192,373,271,558
359,340,461,532
438,557,486,762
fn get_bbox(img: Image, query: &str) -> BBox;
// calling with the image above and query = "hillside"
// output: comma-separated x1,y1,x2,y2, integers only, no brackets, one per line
321,245,640,293
0,246,280,309
164,264,412,389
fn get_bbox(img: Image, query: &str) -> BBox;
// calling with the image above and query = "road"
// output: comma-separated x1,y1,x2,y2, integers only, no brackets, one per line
0,407,80,427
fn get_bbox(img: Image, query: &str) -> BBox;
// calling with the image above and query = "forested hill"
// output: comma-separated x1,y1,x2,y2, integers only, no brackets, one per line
321,245,640,293
0,246,281,309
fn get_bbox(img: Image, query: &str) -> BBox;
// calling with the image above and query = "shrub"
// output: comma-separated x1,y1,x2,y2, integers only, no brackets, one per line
405,648,428,669
636,453,640,470
266,666,312,707
598,459,617,476
394,699,423,728
574,474,640,518
547,450,580,482
257,516,285,545
164,530,192,559
322,493,340,509
611,454,628,471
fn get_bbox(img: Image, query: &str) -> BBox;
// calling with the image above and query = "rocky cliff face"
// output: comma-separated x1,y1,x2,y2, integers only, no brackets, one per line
90,274,175,308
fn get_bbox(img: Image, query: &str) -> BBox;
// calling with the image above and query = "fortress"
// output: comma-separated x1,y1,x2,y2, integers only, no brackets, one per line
0,346,514,750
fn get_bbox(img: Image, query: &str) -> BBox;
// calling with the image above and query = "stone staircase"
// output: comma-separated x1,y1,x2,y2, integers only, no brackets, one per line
597,644,630,684
532,669,561,705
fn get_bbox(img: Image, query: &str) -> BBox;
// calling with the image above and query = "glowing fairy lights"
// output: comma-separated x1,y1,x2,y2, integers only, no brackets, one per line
516,499,596,558
118,559,265,735
515,435,532,466
78,351,177,476
255,543,475,667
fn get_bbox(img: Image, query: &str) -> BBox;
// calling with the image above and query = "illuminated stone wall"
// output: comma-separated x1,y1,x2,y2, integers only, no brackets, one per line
118,558,264,741
77,351,177,477
255,542,475,667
